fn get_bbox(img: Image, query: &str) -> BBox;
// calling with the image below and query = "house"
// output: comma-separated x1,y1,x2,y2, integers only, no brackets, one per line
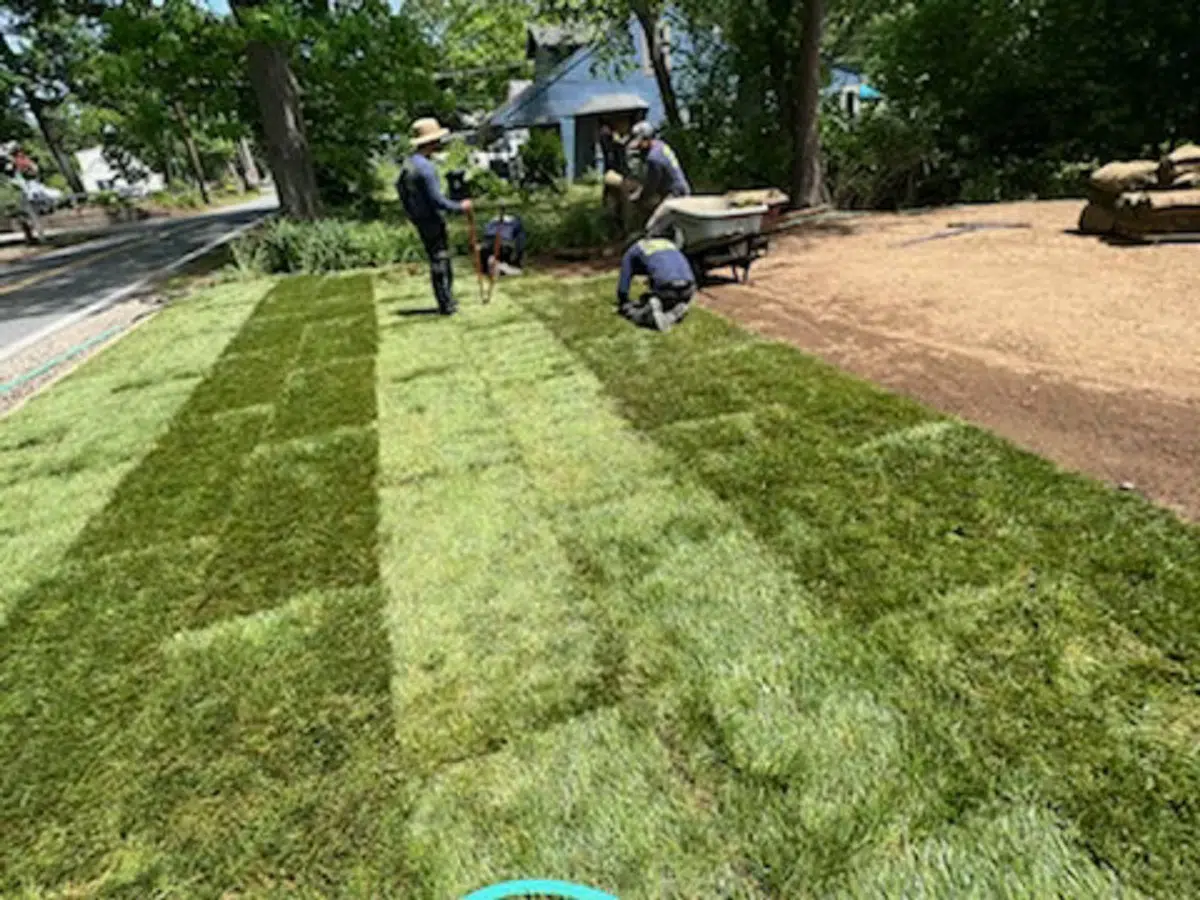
829,65,884,118
484,20,674,181
75,146,165,195
485,20,882,182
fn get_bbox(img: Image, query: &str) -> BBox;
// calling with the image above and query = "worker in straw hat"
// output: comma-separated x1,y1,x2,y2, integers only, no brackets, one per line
397,117,473,316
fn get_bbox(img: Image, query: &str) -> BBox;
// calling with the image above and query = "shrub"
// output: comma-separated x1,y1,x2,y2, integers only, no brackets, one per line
545,198,609,250
822,103,946,209
93,191,132,211
232,218,427,275
149,188,205,210
465,167,518,201
0,177,21,217
233,185,613,275
519,129,565,187
441,140,473,172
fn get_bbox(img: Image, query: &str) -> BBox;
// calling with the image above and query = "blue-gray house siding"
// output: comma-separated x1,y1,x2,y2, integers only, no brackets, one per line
488,18,880,181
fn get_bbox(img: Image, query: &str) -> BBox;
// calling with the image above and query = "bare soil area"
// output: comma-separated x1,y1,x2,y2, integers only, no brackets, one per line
704,199,1200,520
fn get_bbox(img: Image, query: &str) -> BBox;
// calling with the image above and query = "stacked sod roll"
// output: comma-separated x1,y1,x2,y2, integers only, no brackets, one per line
1081,144,1200,237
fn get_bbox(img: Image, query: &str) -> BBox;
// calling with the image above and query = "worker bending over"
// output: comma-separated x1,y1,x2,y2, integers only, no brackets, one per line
616,237,696,332
397,117,472,316
628,120,691,209
480,213,526,276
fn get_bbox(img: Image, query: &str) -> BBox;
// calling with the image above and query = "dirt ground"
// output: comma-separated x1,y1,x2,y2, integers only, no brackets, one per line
703,199,1200,521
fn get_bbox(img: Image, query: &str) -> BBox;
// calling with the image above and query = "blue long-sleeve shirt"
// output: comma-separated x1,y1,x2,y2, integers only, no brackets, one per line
644,140,691,200
617,238,696,303
397,153,462,224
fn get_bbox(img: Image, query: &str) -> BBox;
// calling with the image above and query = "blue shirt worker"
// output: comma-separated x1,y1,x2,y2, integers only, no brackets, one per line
616,237,697,332
397,117,472,316
481,214,526,275
629,121,691,204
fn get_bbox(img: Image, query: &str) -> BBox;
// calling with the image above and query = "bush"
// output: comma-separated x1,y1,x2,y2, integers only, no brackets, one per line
541,196,609,250
820,102,1096,209
577,167,603,187
822,103,946,209
519,129,565,187
232,218,427,275
149,188,204,210
465,167,518,202
233,187,614,275
93,191,133,211
0,178,21,217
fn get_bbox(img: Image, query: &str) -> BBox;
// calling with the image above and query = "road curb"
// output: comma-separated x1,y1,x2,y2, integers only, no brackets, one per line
0,211,273,366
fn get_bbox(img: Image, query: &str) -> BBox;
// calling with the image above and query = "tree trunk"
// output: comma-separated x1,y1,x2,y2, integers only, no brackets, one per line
240,36,321,219
24,94,85,196
632,5,683,130
237,137,262,189
160,141,174,187
228,159,247,192
789,0,828,208
172,101,211,206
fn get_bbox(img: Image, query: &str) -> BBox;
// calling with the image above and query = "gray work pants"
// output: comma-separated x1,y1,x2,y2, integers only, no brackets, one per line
416,219,456,315
620,285,694,332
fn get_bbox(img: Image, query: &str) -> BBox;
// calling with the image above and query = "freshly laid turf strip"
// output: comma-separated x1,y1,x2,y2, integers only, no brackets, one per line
374,275,1188,898
3,268,1199,897
523,278,1200,897
0,283,269,625
0,275,406,895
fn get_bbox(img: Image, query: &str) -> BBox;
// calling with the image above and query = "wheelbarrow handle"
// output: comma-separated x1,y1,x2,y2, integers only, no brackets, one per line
465,205,485,304
485,205,505,304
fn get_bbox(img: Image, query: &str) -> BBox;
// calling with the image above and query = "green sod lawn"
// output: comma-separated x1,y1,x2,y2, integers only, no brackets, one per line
1,269,1198,898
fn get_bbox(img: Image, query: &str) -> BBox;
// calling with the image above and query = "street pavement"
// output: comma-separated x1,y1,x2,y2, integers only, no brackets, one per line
0,193,277,359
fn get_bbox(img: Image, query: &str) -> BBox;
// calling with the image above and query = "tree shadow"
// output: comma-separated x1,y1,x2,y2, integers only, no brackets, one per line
1064,228,1200,247
697,271,742,288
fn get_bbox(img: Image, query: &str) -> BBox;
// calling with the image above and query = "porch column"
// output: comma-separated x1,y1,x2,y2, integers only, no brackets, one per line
559,116,577,181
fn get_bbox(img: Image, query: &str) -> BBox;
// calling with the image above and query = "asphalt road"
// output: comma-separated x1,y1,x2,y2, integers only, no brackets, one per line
0,193,277,359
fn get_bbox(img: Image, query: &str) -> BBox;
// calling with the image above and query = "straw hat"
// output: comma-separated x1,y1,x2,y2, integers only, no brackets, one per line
410,117,450,149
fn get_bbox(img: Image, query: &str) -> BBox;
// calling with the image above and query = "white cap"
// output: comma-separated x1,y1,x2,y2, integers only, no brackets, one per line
631,121,655,141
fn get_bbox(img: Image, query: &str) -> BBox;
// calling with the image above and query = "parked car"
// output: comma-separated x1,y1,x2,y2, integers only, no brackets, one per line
469,131,529,185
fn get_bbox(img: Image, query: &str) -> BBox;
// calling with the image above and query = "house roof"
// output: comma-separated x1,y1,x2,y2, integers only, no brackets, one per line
573,92,650,117
486,42,596,128
488,20,664,131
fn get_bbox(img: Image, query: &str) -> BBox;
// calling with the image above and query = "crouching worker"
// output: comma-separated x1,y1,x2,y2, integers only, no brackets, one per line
616,237,696,332
397,117,472,316
480,213,526,276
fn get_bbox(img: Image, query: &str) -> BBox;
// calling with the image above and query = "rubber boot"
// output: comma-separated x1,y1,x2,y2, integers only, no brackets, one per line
431,253,457,316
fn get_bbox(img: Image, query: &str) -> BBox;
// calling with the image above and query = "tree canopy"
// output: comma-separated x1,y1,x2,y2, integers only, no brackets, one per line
2,0,1197,215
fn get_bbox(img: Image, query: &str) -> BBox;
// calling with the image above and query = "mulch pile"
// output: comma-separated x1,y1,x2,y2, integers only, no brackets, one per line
1080,144,1200,238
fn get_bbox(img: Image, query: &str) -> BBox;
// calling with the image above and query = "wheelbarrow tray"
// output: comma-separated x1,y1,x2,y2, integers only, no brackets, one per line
644,196,769,253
